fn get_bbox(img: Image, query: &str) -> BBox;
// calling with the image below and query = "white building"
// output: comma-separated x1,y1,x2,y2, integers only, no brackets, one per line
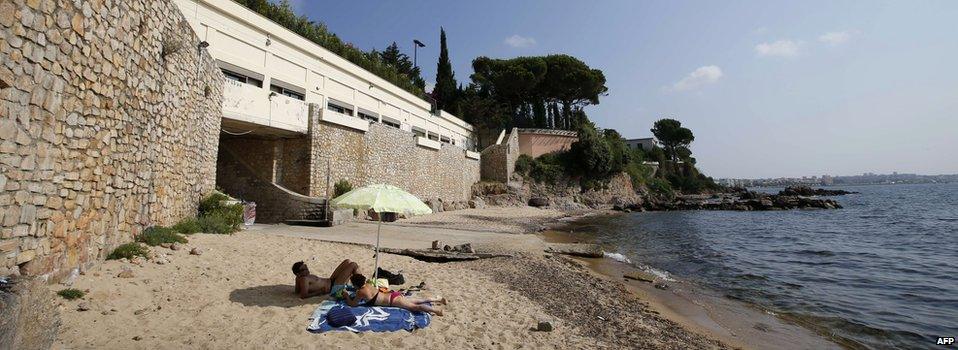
624,137,657,151
173,0,477,150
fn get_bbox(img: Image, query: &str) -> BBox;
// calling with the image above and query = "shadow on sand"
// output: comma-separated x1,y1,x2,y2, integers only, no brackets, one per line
229,284,325,308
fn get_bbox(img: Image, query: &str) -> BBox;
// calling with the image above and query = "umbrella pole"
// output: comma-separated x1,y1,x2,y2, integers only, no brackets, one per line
373,213,382,283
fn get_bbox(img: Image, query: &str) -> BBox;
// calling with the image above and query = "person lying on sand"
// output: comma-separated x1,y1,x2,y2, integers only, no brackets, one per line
292,259,361,299
344,274,446,316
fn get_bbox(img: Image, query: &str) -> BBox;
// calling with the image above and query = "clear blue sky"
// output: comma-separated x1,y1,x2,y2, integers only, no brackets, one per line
285,0,958,178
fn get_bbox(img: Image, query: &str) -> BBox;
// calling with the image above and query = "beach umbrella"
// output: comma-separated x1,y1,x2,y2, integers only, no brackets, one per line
329,184,432,281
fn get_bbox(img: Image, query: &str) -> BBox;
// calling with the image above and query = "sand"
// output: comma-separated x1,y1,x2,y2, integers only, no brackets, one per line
51,207,835,349
52,231,604,349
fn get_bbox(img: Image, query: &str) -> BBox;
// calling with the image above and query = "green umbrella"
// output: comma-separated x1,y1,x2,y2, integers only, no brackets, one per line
329,184,432,281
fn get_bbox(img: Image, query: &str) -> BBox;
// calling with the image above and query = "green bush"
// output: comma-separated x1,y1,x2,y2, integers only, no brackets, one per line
172,218,202,235
648,178,675,198
57,288,85,300
197,211,239,234
107,242,149,260
514,154,535,175
137,226,188,246
199,192,232,216
334,179,353,198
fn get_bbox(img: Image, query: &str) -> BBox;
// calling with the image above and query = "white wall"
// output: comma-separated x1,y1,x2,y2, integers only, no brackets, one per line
174,0,476,148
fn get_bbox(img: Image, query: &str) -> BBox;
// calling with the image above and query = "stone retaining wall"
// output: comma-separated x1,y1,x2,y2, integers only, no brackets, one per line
480,128,519,183
309,114,480,203
216,146,325,223
0,0,222,279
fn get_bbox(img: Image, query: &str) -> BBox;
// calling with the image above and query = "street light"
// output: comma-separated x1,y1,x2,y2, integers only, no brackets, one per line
413,39,425,68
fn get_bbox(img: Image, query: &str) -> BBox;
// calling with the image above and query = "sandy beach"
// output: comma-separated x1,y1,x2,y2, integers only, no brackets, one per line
50,207,830,349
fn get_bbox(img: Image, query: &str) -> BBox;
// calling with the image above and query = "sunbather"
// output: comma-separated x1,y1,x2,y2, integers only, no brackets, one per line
344,274,446,316
292,259,361,299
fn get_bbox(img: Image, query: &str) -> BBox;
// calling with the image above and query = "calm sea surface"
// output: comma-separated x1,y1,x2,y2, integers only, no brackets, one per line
567,183,957,349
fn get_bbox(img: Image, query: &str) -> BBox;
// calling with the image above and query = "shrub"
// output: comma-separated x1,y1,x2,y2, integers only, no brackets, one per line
198,211,239,234
172,218,202,235
514,154,535,175
137,226,187,246
107,243,149,260
334,180,353,198
648,178,675,198
199,192,232,216
57,288,85,300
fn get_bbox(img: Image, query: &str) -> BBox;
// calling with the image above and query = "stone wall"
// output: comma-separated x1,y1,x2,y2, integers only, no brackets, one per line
216,146,324,223
0,0,223,279
309,112,480,203
219,136,310,196
480,128,519,183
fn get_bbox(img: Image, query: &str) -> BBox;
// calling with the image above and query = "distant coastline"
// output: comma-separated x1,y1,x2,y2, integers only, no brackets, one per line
720,172,958,188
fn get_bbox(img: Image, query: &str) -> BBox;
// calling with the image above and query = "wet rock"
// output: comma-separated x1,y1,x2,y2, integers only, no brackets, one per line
431,240,443,250
545,243,603,258
528,197,549,207
654,283,669,290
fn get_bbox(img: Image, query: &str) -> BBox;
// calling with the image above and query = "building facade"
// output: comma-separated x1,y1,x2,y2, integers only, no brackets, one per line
624,137,656,151
174,0,481,218
515,128,578,158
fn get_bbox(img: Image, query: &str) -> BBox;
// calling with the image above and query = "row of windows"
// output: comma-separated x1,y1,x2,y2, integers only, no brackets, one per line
223,67,465,147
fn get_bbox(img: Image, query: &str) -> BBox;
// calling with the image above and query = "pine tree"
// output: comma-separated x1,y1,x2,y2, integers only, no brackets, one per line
433,27,458,112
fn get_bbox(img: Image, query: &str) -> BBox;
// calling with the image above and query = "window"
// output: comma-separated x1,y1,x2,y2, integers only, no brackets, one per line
221,69,262,87
428,132,439,141
412,128,426,138
357,111,378,122
327,102,354,116
381,118,401,129
270,84,304,100
440,136,451,144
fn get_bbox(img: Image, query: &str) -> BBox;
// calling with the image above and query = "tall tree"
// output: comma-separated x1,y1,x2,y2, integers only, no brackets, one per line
433,27,458,112
650,118,695,162
379,42,425,90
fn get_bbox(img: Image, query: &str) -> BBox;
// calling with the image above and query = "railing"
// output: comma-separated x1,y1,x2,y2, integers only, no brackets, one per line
221,80,308,133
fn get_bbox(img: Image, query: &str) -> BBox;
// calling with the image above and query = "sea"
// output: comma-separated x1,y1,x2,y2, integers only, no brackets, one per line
564,183,957,349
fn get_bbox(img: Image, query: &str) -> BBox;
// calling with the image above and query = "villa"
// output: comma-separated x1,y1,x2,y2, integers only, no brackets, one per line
174,0,482,222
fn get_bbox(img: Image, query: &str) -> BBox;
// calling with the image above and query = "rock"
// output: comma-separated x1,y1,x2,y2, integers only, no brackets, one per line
76,302,90,311
654,283,669,290
159,243,172,249
456,243,475,254
779,186,858,196
468,197,485,209
133,308,147,315
528,197,549,207
132,336,142,341
130,257,143,266
116,267,134,279
442,245,452,252
545,243,603,258
431,240,443,250
189,247,205,256
536,320,554,332
624,271,656,283
170,243,182,251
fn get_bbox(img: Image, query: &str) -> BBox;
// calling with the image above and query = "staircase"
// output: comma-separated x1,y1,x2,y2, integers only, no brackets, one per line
216,147,328,224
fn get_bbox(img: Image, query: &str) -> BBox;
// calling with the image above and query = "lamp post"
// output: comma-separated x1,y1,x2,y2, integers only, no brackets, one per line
413,39,425,68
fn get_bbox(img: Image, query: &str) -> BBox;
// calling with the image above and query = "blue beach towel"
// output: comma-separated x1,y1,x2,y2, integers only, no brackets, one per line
306,300,431,333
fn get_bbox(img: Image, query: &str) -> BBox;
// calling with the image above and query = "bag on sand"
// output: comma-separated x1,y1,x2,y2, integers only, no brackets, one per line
326,307,357,327
376,268,405,285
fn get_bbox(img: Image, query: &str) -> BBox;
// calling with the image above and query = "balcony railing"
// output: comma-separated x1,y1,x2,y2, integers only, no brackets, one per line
221,80,308,133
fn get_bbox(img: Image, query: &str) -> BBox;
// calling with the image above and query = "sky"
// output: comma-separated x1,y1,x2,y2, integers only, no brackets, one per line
284,0,958,178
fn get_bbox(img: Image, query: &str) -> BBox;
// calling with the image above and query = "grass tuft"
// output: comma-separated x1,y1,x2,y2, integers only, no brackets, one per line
107,242,149,260
57,288,85,300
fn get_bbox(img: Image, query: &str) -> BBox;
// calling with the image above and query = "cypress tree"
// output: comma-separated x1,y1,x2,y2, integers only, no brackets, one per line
433,27,458,112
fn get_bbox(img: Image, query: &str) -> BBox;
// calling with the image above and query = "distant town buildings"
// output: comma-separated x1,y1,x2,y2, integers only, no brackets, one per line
719,172,958,187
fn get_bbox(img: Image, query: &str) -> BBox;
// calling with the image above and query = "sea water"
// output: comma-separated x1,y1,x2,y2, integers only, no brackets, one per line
568,183,958,349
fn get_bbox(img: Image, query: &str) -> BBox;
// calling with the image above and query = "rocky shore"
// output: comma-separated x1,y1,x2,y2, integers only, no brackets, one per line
644,189,844,211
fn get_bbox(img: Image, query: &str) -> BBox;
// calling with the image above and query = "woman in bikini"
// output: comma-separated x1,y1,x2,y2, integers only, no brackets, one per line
343,273,445,316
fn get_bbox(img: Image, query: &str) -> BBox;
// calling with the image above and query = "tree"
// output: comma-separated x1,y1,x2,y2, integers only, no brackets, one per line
466,54,607,133
379,42,425,90
433,27,458,112
650,118,695,162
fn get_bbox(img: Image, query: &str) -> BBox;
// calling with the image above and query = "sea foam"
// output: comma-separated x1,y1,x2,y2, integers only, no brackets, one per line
603,252,632,264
